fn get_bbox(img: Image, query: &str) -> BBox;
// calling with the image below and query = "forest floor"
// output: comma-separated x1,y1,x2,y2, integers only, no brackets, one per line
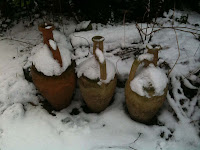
0,10,200,150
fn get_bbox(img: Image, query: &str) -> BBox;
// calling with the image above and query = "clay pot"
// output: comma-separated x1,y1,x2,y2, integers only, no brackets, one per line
78,76,117,112
125,47,168,123
31,62,76,110
31,23,76,110
78,36,116,113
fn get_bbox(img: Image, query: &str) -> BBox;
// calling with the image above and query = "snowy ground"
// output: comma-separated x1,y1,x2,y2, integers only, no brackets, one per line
0,10,200,150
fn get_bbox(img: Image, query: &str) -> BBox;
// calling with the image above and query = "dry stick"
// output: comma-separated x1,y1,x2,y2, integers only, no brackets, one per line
145,22,148,41
148,20,156,43
183,66,200,79
137,26,199,39
72,33,90,52
194,44,200,56
132,133,142,144
140,26,200,32
123,10,127,47
136,24,144,44
147,1,162,43
168,5,181,76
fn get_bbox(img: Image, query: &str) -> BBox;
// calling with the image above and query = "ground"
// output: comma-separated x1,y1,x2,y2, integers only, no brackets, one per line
0,10,200,150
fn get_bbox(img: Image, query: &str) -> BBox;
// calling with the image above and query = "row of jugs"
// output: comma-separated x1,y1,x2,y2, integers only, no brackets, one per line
31,23,168,123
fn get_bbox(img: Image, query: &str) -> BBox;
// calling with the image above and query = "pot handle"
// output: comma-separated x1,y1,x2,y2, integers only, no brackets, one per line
144,45,162,67
128,59,141,82
92,36,107,80
129,45,162,82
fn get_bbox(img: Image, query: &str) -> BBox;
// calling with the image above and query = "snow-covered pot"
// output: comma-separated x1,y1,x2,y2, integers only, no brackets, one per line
77,36,117,113
31,23,76,110
125,48,168,123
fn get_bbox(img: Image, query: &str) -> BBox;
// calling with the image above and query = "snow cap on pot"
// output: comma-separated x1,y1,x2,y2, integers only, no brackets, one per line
32,23,72,76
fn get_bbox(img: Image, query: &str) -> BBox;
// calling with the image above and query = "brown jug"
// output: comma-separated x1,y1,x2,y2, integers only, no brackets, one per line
31,23,76,110
125,45,168,123
78,36,117,113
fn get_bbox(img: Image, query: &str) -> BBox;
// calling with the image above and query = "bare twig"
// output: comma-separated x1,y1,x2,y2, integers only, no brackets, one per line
194,44,200,56
140,26,200,32
136,24,144,44
183,66,200,79
172,3,176,27
71,33,91,57
133,133,142,143
168,8,181,76
123,10,128,47
72,32,91,50
136,25,200,38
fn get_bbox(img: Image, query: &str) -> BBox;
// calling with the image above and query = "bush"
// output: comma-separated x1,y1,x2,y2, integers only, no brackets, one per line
0,0,199,32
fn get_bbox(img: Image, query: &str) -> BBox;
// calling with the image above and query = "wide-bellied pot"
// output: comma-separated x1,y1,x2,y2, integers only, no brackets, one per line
77,36,117,113
31,23,76,110
125,45,168,123
78,75,117,113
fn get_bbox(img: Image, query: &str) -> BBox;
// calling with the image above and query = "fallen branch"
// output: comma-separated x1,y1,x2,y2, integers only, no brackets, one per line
136,25,200,38
136,24,144,44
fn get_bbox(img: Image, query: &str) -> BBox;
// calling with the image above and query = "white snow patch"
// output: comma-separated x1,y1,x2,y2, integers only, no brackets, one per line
32,44,61,76
76,56,116,83
138,53,154,62
70,24,141,48
95,48,105,64
130,64,168,97
76,21,91,31
49,39,57,50
45,26,52,29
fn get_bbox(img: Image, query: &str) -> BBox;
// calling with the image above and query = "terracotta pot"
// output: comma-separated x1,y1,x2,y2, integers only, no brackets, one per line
31,62,76,110
125,48,168,123
31,23,76,110
78,36,116,112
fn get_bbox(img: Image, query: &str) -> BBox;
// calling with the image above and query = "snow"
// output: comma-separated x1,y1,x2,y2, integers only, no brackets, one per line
0,10,200,150
32,44,62,76
138,53,154,62
95,48,105,64
45,25,52,29
76,56,116,84
70,24,141,49
130,64,168,97
49,39,57,50
30,31,72,76
76,21,91,31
